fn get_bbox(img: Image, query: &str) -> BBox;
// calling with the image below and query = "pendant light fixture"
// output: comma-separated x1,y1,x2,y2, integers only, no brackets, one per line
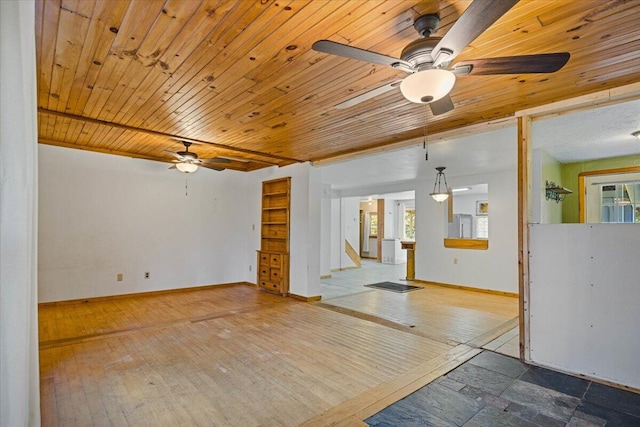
430,166,450,202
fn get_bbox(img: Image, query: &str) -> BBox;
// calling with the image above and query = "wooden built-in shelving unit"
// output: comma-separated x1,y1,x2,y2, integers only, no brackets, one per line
257,177,290,295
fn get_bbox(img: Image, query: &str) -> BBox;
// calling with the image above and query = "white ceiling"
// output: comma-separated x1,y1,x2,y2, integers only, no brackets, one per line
321,99,640,193
532,99,640,163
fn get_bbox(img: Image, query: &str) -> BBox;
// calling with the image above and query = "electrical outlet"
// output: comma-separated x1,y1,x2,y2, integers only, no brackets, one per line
117,273,123,281
145,272,150,279
453,258,458,265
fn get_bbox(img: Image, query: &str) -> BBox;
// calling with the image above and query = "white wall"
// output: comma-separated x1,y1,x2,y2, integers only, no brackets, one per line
0,1,41,424
532,149,563,224
38,145,255,302
330,198,342,270
340,197,361,268
383,197,395,238
416,167,518,293
323,127,519,293
320,184,332,276
39,145,323,301
327,196,361,270
529,224,640,389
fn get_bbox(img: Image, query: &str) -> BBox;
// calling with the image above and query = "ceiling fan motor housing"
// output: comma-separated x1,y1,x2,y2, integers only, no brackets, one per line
401,38,441,68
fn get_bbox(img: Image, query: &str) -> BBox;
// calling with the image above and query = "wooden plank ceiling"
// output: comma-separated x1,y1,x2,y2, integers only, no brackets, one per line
35,0,640,172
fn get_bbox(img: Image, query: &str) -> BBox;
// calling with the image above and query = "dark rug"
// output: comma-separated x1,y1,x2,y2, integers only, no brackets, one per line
364,281,423,293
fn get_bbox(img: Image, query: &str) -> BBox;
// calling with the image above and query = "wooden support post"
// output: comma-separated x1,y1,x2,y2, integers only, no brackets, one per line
517,115,532,362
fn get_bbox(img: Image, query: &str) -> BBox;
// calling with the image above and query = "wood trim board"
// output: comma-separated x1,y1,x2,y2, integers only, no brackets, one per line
413,280,518,298
38,282,252,307
443,238,488,250
578,166,640,223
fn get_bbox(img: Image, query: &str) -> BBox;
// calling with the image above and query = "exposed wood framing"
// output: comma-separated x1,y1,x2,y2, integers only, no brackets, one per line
515,82,640,363
516,82,640,120
517,114,532,362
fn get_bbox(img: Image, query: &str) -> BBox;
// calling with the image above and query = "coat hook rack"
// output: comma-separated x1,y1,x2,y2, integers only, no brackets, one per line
545,180,572,203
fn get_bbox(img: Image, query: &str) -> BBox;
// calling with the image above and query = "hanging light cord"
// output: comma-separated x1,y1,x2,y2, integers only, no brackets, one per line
423,104,429,161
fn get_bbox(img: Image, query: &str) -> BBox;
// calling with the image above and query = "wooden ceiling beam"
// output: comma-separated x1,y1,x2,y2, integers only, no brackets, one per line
38,138,257,172
37,108,302,164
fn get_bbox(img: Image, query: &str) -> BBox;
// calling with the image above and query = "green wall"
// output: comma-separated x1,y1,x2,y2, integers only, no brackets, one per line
561,154,640,223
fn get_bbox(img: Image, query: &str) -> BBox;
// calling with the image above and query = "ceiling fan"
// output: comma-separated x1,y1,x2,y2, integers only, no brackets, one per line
165,141,231,173
312,0,570,116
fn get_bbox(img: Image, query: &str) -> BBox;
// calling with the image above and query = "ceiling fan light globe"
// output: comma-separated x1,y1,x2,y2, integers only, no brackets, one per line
400,69,455,104
176,162,198,173
430,192,450,203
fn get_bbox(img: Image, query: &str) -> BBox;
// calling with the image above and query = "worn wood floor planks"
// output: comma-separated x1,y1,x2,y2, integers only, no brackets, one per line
39,283,518,426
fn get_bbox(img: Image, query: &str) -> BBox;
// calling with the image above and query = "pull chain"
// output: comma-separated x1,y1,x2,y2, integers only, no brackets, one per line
185,175,188,196
423,104,429,161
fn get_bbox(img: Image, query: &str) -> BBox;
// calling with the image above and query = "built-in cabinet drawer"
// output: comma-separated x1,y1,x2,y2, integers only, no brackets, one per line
259,253,270,266
256,251,289,295
270,254,281,267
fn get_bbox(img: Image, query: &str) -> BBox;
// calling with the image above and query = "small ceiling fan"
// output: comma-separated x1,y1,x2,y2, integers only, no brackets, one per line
312,0,570,115
165,141,231,173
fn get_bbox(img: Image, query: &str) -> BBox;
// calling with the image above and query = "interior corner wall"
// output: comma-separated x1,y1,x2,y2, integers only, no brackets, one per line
561,154,640,223
340,197,361,269
38,145,255,302
320,184,332,277
533,149,563,224
330,198,342,270
416,167,518,293
383,197,395,238
0,0,41,424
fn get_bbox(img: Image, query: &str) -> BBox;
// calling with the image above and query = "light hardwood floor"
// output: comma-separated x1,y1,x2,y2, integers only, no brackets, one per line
39,283,518,426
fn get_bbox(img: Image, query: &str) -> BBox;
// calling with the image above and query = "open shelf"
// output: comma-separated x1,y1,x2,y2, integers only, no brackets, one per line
258,177,291,296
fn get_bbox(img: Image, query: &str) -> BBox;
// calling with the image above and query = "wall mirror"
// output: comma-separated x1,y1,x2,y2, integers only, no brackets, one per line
444,183,489,250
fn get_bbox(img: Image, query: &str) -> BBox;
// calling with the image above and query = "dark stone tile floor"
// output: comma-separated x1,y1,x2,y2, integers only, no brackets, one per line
366,351,640,427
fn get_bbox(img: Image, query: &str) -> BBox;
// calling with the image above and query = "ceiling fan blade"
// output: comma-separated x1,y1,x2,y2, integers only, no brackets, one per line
201,157,232,164
164,150,185,160
312,40,414,70
429,94,455,116
200,164,226,171
335,81,402,109
168,165,177,169
431,0,519,66
452,52,570,75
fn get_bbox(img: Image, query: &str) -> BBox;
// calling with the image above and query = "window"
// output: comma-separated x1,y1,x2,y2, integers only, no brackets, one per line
369,213,378,236
476,216,489,238
404,208,415,240
600,182,640,223
581,168,640,223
